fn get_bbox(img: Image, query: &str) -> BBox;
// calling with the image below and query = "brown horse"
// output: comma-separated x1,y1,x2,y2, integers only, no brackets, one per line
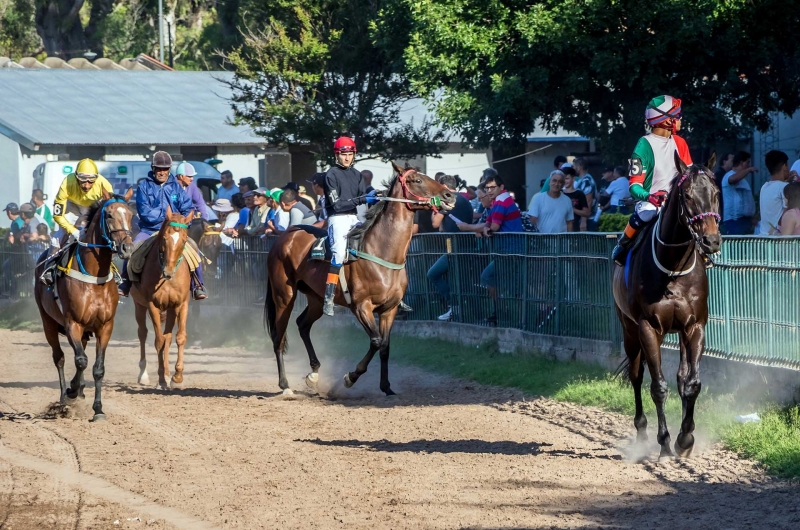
613,152,721,458
265,163,455,395
34,189,135,421
132,208,195,390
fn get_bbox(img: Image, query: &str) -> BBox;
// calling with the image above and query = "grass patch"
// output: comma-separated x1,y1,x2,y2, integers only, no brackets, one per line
0,299,43,331
724,406,800,478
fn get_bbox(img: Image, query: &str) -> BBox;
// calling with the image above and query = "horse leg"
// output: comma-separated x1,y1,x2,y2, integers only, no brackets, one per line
147,304,170,390
344,302,380,389
40,313,68,403
297,297,324,391
639,319,672,458
135,303,150,385
622,321,647,443
377,307,399,396
161,309,176,389
90,320,114,422
64,321,88,400
272,287,296,393
171,303,188,388
675,325,705,457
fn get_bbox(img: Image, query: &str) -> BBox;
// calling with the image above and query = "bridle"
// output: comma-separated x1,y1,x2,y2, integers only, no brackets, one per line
74,198,132,275
159,221,189,278
652,168,720,276
397,169,443,213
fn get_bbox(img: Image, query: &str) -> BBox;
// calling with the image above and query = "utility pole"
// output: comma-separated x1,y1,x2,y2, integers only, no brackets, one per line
158,0,164,64
167,20,174,68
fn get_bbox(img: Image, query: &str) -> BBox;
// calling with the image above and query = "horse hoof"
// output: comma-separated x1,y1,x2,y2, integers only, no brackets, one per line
305,372,319,390
384,389,397,397
158,383,170,391
282,388,294,396
675,434,695,458
170,376,184,389
658,447,675,462
90,413,106,422
138,373,150,386
343,373,354,388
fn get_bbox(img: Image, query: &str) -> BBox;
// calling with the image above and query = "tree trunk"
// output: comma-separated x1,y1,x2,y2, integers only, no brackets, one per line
84,0,114,57
34,0,87,59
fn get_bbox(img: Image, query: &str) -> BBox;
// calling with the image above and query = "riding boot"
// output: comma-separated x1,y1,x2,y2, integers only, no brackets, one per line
323,269,339,316
118,260,131,297
612,223,639,266
191,268,208,300
40,265,55,286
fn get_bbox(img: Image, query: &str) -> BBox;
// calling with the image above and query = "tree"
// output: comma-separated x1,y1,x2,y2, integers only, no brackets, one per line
0,0,42,57
224,0,444,164
396,0,800,160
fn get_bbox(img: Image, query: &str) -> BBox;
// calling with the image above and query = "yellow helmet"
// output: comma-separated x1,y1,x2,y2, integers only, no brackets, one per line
75,159,99,180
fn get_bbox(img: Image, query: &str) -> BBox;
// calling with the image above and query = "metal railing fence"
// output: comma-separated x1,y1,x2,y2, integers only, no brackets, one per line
3,233,798,369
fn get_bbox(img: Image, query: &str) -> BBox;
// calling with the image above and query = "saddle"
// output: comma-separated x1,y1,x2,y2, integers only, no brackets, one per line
294,225,364,264
128,234,203,282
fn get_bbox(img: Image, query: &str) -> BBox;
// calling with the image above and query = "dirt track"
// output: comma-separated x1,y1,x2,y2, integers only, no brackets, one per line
0,324,797,529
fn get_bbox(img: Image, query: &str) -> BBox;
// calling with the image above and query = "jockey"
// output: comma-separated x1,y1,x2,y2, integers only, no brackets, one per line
40,158,114,285
612,95,693,265
119,151,208,300
322,136,378,316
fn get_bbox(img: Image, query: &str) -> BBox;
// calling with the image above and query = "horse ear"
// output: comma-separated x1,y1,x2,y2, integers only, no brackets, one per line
674,150,689,175
123,187,133,202
706,151,717,171
166,204,173,217
391,162,404,175
186,209,195,222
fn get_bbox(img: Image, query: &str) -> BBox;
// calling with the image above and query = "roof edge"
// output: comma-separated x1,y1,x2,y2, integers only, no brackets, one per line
0,118,37,149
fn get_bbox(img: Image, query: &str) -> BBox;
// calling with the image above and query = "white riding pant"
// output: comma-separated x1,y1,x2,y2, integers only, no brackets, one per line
328,214,360,267
635,201,659,223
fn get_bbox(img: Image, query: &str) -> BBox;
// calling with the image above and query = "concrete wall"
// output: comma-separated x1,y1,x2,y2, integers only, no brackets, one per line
216,148,265,185
388,320,800,405
0,135,22,227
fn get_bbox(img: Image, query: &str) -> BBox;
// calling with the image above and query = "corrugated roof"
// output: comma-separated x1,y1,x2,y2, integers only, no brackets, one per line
0,70,262,148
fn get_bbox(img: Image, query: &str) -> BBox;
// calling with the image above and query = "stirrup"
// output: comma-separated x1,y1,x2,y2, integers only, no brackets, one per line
193,287,208,300
40,269,54,286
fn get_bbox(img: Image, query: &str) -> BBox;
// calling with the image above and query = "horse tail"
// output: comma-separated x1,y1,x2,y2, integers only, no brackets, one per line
264,275,277,346
613,357,631,382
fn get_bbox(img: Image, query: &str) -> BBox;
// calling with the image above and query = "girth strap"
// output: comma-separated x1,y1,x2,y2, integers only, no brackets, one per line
347,249,405,270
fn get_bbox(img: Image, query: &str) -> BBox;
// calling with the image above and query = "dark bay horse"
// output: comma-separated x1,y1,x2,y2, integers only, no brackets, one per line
34,189,135,421
265,163,455,395
613,152,721,458
132,209,195,390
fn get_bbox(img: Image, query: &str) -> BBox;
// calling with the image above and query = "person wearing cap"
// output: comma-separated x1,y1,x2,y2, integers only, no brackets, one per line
612,95,693,265
120,151,207,300
308,173,327,223
321,136,378,316
175,162,207,220
52,158,114,241
244,188,273,236
4,203,23,245
18,203,48,244
217,170,239,202
269,188,290,232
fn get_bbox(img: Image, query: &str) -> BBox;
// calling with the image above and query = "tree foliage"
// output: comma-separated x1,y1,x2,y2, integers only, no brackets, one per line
395,0,800,158
224,0,444,163
0,0,41,57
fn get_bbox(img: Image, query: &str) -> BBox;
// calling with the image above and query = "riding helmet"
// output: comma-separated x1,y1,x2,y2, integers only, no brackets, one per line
152,151,173,169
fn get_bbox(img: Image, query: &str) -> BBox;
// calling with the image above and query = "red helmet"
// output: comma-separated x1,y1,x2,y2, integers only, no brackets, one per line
333,136,357,154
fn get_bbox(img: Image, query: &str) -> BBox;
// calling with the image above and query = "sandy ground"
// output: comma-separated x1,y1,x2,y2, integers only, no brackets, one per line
0,322,797,529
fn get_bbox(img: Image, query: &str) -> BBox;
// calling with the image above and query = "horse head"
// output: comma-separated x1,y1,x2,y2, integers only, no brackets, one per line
391,162,457,212
99,188,135,259
159,206,193,280
673,151,722,255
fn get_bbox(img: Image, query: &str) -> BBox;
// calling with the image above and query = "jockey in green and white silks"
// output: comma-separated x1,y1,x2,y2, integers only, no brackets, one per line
612,95,693,265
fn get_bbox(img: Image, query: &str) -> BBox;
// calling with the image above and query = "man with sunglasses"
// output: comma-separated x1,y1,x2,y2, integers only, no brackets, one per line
119,151,207,300
41,159,114,285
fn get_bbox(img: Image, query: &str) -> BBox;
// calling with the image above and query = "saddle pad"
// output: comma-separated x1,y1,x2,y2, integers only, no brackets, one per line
129,235,199,282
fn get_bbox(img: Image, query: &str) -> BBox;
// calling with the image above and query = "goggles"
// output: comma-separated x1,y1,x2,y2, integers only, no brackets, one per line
76,173,98,183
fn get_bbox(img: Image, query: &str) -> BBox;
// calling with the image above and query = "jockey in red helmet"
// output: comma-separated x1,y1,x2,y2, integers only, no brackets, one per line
611,95,693,266
322,136,378,316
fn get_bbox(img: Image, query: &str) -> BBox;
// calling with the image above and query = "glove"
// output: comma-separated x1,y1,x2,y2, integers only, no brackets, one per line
365,190,379,205
646,190,667,207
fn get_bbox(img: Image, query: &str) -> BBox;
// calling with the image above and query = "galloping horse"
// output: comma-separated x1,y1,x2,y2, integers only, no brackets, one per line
34,190,134,421
265,163,454,395
132,208,195,390
613,152,721,458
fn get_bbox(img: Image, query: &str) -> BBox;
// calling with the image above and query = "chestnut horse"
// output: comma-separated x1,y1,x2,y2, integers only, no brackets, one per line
132,209,195,390
613,152,721,458
34,189,135,421
265,163,455,395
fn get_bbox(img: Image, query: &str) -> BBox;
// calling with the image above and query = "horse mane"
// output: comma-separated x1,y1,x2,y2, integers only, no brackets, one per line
84,194,128,227
347,173,401,240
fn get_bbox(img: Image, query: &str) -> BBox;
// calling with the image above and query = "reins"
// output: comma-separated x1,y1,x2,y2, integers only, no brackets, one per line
652,168,720,276
73,197,131,277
